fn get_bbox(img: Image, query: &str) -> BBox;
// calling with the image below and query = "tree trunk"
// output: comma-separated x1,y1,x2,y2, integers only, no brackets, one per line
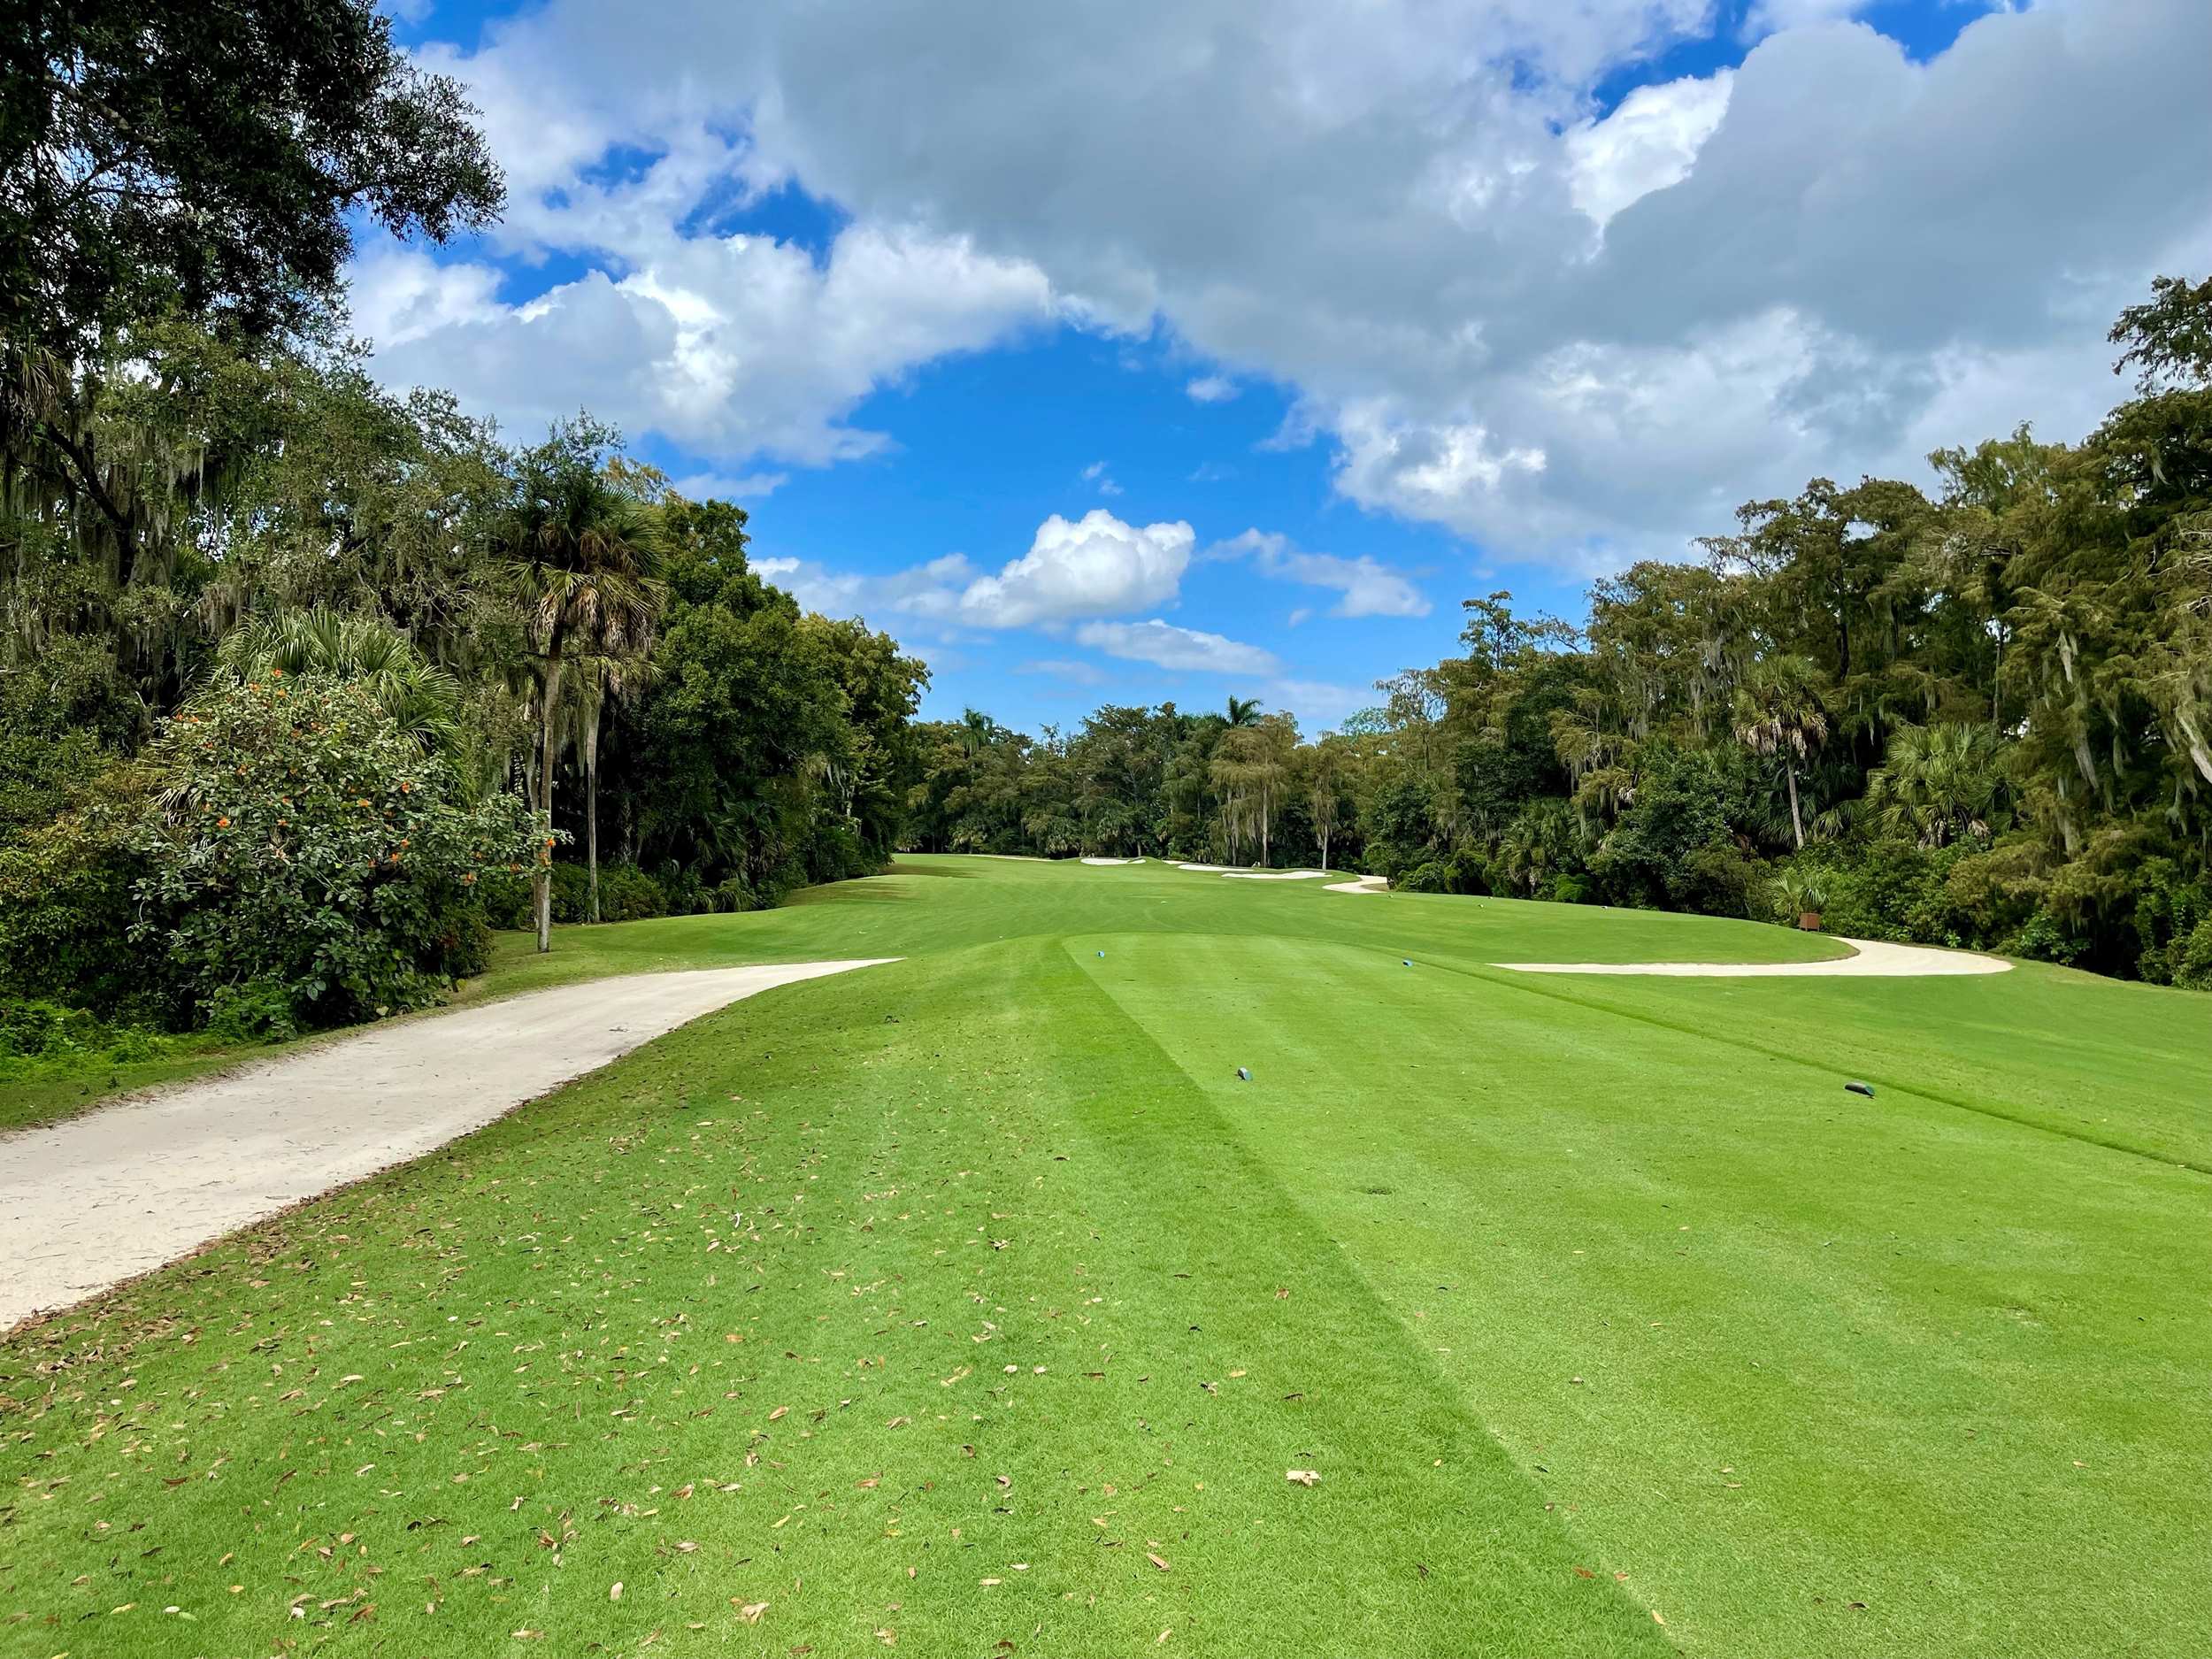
583,691,603,925
533,654,565,953
1786,762,1804,850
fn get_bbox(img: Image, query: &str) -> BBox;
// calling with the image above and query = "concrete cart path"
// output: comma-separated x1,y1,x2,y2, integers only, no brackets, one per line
0,960,894,1328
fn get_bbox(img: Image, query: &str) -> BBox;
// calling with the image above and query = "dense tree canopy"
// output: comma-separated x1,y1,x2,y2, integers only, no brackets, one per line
3,0,502,356
897,275,2212,988
2,12,2206,1063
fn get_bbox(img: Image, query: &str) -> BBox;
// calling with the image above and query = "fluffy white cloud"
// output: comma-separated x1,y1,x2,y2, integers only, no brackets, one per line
953,511,1194,629
1075,619,1280,675
745,510,1194,632
1214,529,1429,618
1564,71,1732,228
356,225,1054,465
385,0,2212,567
1186,374,1240,403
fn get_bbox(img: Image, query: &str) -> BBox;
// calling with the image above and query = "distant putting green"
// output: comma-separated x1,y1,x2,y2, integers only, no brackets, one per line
4,856,2208,1656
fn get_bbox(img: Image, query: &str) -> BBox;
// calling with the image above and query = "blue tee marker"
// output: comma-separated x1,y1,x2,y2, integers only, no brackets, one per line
1236,1067,1251,1082
1096,950,1104,957
1402,958,1412,967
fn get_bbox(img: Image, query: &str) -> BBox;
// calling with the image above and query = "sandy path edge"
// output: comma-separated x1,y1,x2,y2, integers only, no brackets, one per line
0,960,895,1329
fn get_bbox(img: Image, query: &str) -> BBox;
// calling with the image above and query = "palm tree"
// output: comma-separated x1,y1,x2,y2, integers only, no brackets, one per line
1224,695,1262,727
495,442,666,951
1867,723,2008,848
572,650,657,921
213,607,463,752
1734,656,1830,849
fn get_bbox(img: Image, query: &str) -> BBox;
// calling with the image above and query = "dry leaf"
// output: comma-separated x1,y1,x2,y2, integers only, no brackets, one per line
611,1582,625,1601
1286,1469,1320,1486
1147,1552,1171,1572
736,1600,770,1624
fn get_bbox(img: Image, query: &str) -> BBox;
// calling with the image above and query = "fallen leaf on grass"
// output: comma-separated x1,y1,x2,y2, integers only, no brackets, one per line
1147,1553,1171,1572
611,1583,624,1601
735,1600,770,1623
1286,1470,1320,1486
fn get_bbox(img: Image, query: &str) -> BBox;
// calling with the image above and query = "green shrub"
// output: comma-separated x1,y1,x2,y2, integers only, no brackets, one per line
2004,908,2090,968
0,763,166,1019
2175,918,2212,991
0,996,174,1063
130,672,539,1031
1589,742,1748,913
477,865,534,930
546,860,671,923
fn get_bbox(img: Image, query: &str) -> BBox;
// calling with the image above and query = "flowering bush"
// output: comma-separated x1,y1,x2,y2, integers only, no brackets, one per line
131,673,540,1033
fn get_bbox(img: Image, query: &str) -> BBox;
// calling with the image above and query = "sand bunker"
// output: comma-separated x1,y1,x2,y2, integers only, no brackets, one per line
1494,937,2009,978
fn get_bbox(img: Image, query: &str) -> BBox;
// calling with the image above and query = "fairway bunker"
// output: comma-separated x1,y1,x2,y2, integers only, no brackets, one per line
1495,936,2009,977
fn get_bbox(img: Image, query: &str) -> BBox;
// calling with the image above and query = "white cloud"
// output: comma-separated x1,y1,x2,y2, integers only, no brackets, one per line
671,470,787,500
1080,459,1125,496
1075,619,1280,675
743,509,1194,632
1214,528,1429,618
355,227,1054,466
388,0,2212,568
1186,374,1240,403
1564,71,1732,228
952,510,1194,628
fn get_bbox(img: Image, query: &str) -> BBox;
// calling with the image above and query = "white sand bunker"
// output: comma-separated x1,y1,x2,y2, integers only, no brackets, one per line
1169,862,1333,880
1325,874,1390,895
1495,936,2009,978
1081,856,1145,865
0,960,895,1328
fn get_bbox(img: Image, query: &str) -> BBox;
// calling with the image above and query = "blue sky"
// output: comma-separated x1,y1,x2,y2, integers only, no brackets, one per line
359,0,2211,732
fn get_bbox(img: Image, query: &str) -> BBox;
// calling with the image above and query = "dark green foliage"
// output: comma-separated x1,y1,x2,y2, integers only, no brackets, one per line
0,997,163,1061
128,673,535,1030
0,762,159,1018
549,860,668,924
1587,745,1756,916
4,0,502,356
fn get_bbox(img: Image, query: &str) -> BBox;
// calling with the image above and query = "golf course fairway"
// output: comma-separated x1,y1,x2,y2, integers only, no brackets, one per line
3,855,2207,1656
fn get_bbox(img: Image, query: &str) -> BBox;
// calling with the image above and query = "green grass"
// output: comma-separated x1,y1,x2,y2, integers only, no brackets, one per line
4,856,2207,1656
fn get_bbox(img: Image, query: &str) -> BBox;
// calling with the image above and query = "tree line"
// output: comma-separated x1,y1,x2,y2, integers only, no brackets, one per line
2,0,923,1048
6,0,2208,1075
905,274,2212,990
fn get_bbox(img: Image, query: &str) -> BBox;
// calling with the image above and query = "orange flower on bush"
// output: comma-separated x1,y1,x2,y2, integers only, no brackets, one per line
217,817,231,828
